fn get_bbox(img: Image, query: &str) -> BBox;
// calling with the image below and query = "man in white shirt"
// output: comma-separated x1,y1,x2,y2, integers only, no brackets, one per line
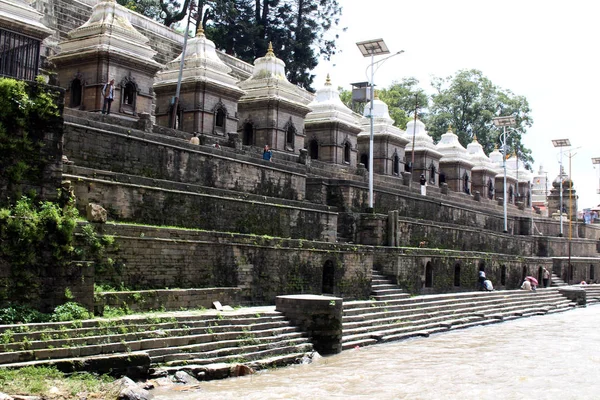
101,79,115,115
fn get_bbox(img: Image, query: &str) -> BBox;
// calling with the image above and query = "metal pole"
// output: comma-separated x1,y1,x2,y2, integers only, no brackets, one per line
368,50,374,210
503,126,508,233
568,150,573,281
411,94,417,173
171,2,195,129
559,148,564,237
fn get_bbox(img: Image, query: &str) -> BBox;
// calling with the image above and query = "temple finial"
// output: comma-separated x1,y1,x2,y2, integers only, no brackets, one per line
196,25,205,37
494,144,499,150
374,90,379,100
266,42,274,57
448,123,453,132
325,74,331,86
473,134,478,142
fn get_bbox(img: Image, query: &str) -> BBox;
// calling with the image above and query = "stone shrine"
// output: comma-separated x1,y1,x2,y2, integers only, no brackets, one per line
154,27,245,133
237,43,313,150
305,75,361,165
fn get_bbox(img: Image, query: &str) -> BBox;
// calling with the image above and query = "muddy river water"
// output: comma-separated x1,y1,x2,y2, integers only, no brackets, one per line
153,306,600,400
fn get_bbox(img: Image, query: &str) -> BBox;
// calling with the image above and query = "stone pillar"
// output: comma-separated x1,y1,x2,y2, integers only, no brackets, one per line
298,148,311,165
558,287,586,306
387,210,399,246
227,132,242,150
275,294,343,355
401,171,412,187
440,183,449,195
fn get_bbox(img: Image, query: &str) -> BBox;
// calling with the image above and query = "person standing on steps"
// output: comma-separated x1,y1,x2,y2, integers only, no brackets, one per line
101,79,115,115
420,174,427,196
542,267,550,288
262,145,272,162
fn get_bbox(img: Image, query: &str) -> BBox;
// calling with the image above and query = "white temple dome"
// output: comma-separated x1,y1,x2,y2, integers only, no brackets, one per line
306,75,361,129
405,116,442,157
156,27,241,93
436,126,473,166
467,136,496,173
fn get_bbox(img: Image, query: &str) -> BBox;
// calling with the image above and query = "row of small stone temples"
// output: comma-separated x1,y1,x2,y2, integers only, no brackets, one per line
1,0,600,393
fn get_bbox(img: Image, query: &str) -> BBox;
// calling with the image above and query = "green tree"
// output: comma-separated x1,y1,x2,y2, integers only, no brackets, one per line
199,0,343,91
338,78,428,129
117,0,192,27
117,0,162,21
428,69,534,166
378,78,429,129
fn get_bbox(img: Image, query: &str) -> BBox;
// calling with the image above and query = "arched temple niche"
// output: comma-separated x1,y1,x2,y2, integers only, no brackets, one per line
308,137,319,160
322,260,335,294
120,75,138,116
242,119,255,146
69,72,84,109
213,101,228,135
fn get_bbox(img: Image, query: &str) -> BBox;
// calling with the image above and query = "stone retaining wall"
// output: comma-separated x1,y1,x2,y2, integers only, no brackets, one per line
373,247,555,295
66,168,337,241
95,287,241,314
63,121,307,201
92,224,373,304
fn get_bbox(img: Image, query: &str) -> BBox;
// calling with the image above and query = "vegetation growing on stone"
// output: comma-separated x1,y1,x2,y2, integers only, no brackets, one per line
0,77,61,202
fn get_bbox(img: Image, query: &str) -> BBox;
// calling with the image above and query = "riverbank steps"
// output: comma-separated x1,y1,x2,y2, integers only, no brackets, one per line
1,285,595,386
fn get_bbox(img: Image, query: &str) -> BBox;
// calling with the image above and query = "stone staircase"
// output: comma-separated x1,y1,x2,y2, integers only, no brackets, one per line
550,273,568,287
341,289,577,350
370,270,410,301
0,308,313,378
578,283,600,304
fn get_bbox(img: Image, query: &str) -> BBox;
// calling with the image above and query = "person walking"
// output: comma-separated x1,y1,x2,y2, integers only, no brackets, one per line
542,267,550,288
101,79,115,115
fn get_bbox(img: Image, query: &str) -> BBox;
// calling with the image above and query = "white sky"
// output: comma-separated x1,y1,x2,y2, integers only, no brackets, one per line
311,0,600,211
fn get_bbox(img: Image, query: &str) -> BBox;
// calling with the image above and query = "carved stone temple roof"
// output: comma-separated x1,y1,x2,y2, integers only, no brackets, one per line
238,43,313,111
305,74,361,130
466,135,497,175
0,0,53,39
436,126,474,167
155,27,243,96
358,95,407,142
405,117,442,157
52,0,160,68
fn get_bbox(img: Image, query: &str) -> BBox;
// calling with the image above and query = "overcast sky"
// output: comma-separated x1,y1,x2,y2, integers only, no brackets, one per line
311,0,600,211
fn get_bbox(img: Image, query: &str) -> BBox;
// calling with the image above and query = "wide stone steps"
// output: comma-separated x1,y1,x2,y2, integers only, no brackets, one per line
343,292,572,323
146,332,306,363
551,273,568,287
163,343,314,367
370,271,410,301
579,284,600,304
341,289,577,350
0,309,314,374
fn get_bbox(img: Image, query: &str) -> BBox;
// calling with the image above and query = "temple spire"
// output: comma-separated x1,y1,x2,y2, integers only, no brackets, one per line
325,74,331,86
196,25,204,37
266,42,275,57
472,134,478,142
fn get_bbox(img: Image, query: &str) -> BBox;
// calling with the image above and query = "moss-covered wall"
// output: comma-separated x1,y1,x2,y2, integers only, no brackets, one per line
373,247,555,295
93,224,372,304
66,170,337,241
0,81,64,205
62,122,306,201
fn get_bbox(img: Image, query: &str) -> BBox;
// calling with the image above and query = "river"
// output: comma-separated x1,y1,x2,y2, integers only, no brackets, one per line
153,306,600,400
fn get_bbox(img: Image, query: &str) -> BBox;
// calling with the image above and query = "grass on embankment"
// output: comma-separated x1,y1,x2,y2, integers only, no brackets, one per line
0,366,115,399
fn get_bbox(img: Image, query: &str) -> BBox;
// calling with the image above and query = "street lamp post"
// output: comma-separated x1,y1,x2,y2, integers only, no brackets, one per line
356,39,403,211
552,139,571,237
493,116,516,233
